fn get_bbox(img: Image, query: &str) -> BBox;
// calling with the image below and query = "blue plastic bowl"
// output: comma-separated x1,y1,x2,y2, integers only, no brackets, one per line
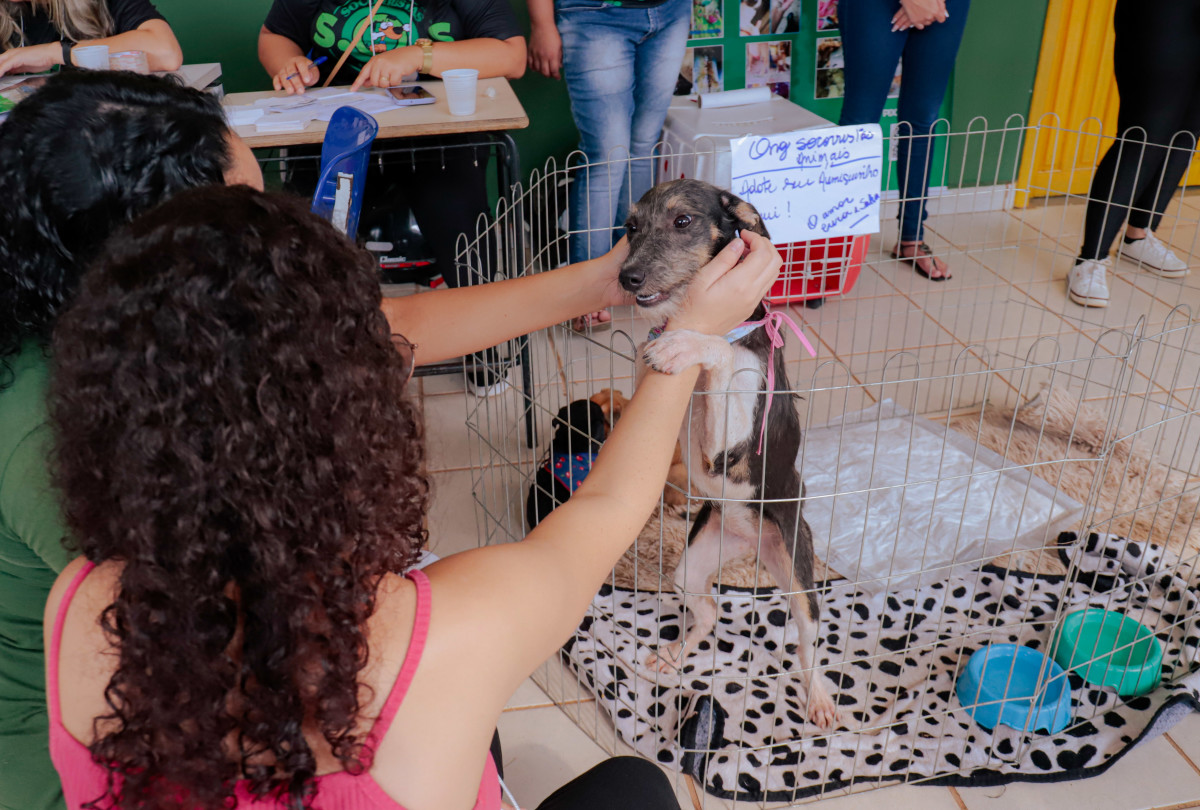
955,644,1073,734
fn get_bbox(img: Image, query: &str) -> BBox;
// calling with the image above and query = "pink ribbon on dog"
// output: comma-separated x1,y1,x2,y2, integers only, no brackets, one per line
737,308,817,455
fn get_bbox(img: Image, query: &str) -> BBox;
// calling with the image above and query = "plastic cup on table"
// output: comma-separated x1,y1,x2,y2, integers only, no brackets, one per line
72,45,109,70
109,50,150,74
441,68,479,116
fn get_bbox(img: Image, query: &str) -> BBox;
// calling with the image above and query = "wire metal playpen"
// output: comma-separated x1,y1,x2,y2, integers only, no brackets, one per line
457,116,1200,806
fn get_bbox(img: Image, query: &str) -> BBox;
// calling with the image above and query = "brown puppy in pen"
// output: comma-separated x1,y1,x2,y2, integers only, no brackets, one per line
591,388,689,508
621,179,837,728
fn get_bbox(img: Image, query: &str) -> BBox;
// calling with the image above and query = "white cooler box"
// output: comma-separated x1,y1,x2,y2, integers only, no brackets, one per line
660,96,869,307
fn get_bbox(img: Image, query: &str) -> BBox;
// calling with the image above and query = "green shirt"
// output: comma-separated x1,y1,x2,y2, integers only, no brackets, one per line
0,342,71,810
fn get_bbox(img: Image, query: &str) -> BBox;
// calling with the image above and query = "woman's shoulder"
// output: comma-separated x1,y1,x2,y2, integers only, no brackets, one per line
44,557,119,642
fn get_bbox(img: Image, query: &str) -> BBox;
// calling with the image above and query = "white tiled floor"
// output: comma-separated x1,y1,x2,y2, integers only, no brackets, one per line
399,201,1200,809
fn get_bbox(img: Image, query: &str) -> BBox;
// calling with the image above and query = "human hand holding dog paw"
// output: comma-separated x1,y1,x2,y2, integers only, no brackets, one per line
642,329,732,375
665,231,782,337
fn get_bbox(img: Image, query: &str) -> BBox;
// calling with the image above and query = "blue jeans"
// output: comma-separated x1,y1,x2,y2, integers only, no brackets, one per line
558,0,691,263
837,0,970,242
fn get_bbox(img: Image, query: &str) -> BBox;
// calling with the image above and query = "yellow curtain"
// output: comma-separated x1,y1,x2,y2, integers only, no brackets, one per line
1015,0,1200,206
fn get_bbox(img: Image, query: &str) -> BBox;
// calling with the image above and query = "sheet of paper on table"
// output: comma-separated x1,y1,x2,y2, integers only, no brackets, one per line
225,87,400,133
730,124,883,243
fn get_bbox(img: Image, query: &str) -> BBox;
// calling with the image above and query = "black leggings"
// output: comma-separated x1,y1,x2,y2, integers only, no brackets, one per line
1081,0,1200,260
534,757,682,810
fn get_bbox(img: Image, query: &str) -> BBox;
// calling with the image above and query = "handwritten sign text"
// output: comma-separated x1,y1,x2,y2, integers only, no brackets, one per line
730,124,883,243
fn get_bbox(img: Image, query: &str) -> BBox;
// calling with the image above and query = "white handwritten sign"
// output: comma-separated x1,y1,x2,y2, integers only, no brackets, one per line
730,124,883,243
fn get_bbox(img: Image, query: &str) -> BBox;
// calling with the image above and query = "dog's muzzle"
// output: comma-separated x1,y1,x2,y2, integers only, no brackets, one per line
619,265,669,307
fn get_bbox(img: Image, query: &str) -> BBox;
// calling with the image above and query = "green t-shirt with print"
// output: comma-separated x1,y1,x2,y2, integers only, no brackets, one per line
264,0,523,83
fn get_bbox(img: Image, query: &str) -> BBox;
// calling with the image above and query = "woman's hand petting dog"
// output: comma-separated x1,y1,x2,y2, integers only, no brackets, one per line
643,232,781,375
582,236,634,311
667,231,781,337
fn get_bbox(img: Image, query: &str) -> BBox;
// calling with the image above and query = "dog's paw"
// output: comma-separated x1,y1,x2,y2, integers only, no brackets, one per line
806,681,840,730
642,330,709,375
645,642,687,674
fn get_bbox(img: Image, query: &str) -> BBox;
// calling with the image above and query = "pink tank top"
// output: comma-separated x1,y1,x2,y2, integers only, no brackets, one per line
47,564,500,810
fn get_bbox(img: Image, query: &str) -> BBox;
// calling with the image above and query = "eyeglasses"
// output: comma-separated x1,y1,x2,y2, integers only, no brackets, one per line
391,334,417,388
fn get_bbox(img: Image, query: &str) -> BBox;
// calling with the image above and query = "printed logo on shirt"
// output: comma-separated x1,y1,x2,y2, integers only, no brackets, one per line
312,0,455,71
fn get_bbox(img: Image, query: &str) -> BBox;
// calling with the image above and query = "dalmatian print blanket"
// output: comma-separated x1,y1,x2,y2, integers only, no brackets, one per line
562,533,1200,803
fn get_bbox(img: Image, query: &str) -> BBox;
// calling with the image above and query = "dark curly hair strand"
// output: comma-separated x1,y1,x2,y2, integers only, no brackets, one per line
0,69,230,386
50,186,428,810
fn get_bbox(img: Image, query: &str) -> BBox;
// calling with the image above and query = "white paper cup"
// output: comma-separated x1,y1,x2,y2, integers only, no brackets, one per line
72,45,110,70
109,50,149,75
442,68,479,116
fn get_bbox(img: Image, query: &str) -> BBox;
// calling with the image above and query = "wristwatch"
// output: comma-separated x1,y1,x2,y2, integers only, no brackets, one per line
60,40,74,68
414,38,434,74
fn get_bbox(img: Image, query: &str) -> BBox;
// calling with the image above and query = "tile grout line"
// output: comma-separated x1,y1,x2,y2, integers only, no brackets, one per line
1165,732,1200,780
948,785,969,810
502,697,594,714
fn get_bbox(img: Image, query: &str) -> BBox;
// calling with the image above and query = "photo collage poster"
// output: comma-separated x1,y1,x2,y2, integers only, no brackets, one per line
745,39,791,100
738,0,799,36
679,0,802,101
676,45,725,96
691,0,722,39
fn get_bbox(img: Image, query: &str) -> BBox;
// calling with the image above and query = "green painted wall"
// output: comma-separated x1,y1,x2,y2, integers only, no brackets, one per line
155,1,273,93
155,0,1046,190
943,0,1049,188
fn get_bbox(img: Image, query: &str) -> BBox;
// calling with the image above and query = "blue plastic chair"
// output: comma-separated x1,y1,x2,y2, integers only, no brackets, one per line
310,107,379,240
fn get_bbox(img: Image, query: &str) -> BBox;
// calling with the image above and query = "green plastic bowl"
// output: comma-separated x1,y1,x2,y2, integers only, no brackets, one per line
1051,609,1163,697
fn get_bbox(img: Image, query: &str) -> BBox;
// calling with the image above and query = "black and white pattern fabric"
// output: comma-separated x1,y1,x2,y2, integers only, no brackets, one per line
562,533,1200,803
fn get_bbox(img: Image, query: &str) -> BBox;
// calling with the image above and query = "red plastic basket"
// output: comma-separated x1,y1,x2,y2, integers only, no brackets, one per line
767,234,869,306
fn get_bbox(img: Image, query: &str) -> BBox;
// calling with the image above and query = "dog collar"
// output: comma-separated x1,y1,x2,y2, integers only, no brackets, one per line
646,323,760,343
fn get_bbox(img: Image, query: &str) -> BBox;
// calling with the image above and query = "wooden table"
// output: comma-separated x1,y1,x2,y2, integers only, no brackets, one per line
223,77,528,149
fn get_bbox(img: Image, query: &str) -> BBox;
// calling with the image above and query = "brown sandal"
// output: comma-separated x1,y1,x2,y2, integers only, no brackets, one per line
570,311,613,333
891,242,951,281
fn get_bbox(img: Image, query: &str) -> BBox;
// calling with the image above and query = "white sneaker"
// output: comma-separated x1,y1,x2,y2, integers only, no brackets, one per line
1118,232,1189,277
466,370,511,398
1067,259,1110,308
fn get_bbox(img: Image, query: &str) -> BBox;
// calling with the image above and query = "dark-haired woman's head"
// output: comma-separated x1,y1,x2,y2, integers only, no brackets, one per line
50,186,426,810
0,69,259,379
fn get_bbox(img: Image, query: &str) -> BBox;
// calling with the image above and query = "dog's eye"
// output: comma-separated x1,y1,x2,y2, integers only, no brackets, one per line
674,215,692,229
626,221,638,234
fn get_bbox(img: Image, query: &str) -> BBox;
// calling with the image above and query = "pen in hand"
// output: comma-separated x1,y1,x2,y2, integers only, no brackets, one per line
285,55,328,82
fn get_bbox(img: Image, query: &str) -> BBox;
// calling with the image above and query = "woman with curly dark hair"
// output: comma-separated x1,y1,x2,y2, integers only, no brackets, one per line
44,184,780,809
0,70,262,810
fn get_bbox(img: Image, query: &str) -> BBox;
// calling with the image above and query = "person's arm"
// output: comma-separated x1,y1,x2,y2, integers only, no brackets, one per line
349,36,525,90
258,27,318,95
1,428,75,573
381,238,629,365
422,231,782,701
0,19,182,76
526,0,562,79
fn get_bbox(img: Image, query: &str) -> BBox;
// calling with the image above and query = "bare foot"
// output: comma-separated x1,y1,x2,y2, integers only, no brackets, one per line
896,241,951,280
571,310,612,331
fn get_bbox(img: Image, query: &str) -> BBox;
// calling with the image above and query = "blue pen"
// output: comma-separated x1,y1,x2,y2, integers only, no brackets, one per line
285,55,328,82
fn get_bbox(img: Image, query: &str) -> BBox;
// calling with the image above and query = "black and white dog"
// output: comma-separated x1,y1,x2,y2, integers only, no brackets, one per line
621,179,836,728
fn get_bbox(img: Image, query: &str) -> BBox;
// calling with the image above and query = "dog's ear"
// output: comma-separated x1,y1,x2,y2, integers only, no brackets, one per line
719,190,770,239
